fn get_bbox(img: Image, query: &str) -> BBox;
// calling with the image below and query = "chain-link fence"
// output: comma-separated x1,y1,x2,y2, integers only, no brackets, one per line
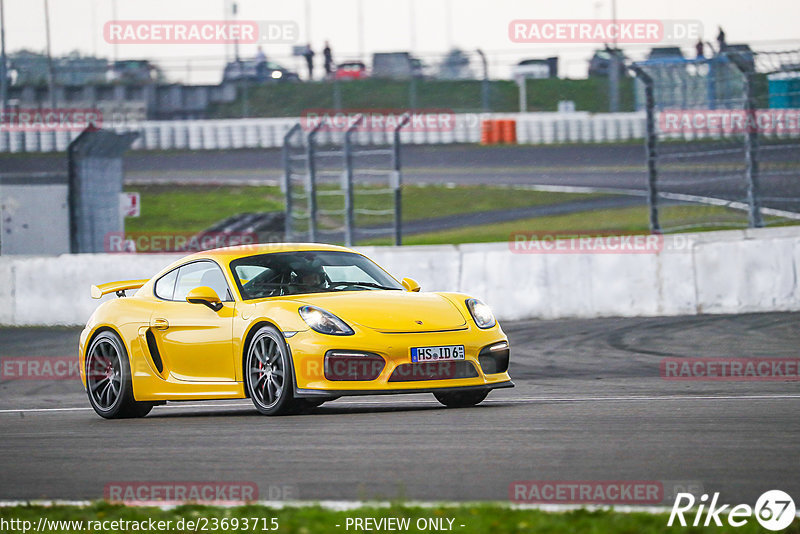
282,114,409,246
632,49,800,233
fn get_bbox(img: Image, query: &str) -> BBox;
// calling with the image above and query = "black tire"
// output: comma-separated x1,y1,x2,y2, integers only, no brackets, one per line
433,389,489,408
245,326,298,415
85,331,154,419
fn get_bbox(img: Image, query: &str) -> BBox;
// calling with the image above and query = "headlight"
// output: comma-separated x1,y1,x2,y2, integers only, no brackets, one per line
299,305,354,336
466,298,496,329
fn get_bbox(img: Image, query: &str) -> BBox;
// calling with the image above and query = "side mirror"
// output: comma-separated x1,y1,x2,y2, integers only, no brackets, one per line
186,286,223,311
401,277,421,292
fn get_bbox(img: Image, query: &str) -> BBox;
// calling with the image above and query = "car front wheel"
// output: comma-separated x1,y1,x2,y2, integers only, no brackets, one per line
246,326,297,415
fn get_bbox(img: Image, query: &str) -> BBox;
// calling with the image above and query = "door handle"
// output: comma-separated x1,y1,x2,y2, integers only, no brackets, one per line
151,318,169,330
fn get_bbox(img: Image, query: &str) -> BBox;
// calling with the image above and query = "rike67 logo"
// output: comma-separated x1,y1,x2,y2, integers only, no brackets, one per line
668,490,796,530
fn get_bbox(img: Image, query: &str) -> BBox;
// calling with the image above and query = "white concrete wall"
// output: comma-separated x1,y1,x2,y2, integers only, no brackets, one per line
0,112,645,153
11,111,799,153
1,227,799,326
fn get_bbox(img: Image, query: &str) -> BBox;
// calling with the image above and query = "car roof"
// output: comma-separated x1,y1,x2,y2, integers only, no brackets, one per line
649,46,684,55
518,59,547,65
184,242,358,263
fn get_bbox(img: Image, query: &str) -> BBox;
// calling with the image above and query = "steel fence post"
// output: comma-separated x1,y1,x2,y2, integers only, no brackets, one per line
728,52,763,228
630,65,661,233
306,122,324,242
343,114,363,247
281,123,302,241
392,113,411,246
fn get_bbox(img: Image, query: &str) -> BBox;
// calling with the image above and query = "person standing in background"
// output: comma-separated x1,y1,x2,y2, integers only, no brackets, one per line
303,44,315,80
255,46,267,79
323,41,334,79
716,27,727,53
695,38,705,59
255,46,266,64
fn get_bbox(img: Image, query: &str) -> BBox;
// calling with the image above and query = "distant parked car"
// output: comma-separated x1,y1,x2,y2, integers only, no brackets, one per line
335,61,368,80
588,48,627,77
372,52,427,80
107,60,161,84
437,48,474,80
409,58,429,78
512,57,558,80
647,47,685,61
222,60,299,83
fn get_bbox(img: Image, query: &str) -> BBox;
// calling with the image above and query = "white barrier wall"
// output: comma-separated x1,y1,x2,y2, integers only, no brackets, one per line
8,111,799,153
0,112,643,153
1,227,799,326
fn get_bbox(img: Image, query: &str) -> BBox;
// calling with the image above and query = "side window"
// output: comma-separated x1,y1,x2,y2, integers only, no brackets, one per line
173,262,232,302
154,268,178,300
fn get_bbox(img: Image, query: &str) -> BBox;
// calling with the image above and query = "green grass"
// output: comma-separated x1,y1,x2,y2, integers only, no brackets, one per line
1,502,795,533
324,185,602,227
367,206,652,246
366,204,792,246
210,78,636,118
123,185,284,234
122,184,797,245
123,184,604,235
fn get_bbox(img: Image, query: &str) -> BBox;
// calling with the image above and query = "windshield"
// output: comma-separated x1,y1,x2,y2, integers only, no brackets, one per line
230,251,404,299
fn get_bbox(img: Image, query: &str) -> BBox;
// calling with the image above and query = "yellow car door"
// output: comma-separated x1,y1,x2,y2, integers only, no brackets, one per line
148,260,237,382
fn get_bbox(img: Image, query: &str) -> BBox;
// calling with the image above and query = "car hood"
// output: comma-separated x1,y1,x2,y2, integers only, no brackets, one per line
292,291,468,332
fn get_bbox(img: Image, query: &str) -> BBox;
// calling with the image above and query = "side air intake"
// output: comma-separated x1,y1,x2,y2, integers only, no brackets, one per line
144,329,164,373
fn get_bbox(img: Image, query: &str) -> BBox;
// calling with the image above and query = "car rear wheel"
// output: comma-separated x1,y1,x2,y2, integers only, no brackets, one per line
246,326,297,415
86,331,154,419
433,389,489,408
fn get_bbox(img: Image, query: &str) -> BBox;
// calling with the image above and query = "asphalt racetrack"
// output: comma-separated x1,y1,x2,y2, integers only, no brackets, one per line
4,143,800,213
1,312,798,504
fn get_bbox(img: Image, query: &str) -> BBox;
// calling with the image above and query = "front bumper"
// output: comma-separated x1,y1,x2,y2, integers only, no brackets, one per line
286,324,512,396
294,380,514,399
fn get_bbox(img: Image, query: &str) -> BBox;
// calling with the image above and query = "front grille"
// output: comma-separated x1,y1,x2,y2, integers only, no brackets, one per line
388,361,479,382
324,351,385,381
478,343,510,374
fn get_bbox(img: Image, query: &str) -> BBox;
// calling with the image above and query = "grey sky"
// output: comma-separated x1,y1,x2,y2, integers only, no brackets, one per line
3,0,799,81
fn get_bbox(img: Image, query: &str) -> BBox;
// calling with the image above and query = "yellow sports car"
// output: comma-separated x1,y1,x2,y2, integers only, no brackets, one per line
79,244,513,418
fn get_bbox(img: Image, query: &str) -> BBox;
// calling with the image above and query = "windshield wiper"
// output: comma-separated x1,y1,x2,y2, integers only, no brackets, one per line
328,281,402,291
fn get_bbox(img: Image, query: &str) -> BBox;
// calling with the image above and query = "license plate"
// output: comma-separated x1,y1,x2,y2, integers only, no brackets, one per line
410,345,465,363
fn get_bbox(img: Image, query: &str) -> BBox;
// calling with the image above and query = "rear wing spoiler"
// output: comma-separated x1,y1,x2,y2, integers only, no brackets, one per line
91,279,149,299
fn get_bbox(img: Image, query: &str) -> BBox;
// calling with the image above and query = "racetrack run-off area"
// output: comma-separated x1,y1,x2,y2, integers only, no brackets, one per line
5,143,800,213
1,312,798,504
